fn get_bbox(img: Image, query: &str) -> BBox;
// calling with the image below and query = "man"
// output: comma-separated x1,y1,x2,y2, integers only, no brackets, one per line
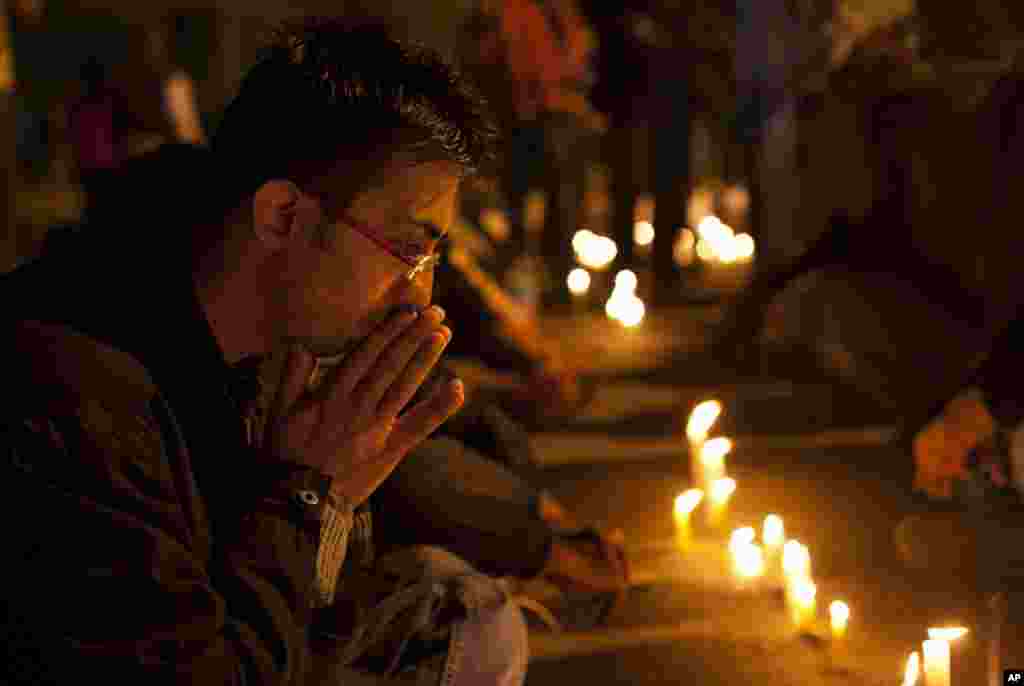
0,17,516,685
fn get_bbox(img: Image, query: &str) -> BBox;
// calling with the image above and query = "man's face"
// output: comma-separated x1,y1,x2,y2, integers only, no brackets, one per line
271,160,460,358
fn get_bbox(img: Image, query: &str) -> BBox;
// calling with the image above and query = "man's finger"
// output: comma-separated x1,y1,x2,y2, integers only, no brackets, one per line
388,376,464,455
330,310,419,401
272,343,315,419
377,328,450,418
351,308,446,420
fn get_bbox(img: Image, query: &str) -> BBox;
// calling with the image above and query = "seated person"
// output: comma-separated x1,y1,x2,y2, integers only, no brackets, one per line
0,17,537,685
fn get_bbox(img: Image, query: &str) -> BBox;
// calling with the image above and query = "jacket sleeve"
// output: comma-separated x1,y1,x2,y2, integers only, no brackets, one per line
0,394,337,685
372,436,554,579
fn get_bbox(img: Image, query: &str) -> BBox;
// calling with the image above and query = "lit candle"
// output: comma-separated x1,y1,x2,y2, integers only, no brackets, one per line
927,627,968,642
789,577,816,631
567,268,591,296
829,600,849,640
922,628,967,686
922,639,950,686
700,437,731,487
903,652,920,686
782,540,811,581
829,600,850,662
673,489,703,546
707,477,736,529
729,526,756,551
685,400,722,488
762,515,785,583
730,542,765,589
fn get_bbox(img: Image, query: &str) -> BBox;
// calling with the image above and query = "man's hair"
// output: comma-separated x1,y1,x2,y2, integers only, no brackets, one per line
211,17,500,216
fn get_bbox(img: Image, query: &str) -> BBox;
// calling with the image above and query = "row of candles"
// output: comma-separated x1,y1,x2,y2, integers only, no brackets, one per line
679,399,968,686
567,215,756,329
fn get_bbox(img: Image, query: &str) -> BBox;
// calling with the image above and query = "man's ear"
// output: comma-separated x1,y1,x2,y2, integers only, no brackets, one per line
252,179,302,250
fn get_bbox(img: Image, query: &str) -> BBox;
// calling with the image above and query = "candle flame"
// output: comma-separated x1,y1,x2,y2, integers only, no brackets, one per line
734,233,755,261
674,489,703,516
902,651,920,686
731,542,765,579
617,296,645,327
574,230,618,271
686,400,722,443
700,437,732,467
792,577,816,605
829,600,850,629
633,221,655,246
567,268,591,295
926,627,968,641
729,527,756,551
709,477,736,505
763,515,784,547
783,540,811,578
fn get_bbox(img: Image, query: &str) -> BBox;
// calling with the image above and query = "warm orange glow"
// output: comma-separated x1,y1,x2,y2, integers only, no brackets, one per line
926,627,968,642
902,651,920,686
763,515,784,548
619,297,645,327
686,400,722,443
700,437,732,466
729,527,757,552
674,489,704,517
783,540,811,579
731,542,765,579
633,220,655,246
573,230,618,270
922,639,950,686
709,477,736,505
615,269,638,291
734,233,755,261
829,600,850,639
567,268,591,295
673,228,696,266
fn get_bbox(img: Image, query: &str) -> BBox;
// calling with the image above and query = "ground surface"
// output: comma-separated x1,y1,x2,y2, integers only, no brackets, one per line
511,303,992,686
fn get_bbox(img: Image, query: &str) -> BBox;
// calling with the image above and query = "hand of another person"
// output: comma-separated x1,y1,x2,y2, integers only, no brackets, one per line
913,391,996,499
543,527,630,595
264,306,464,506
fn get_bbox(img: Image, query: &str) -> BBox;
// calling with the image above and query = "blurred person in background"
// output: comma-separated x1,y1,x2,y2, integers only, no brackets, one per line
458,0,604,303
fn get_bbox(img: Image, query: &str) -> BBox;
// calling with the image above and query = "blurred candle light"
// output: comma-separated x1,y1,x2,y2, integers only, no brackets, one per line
829,600,850,663
729,526,756,552
686,400,722,490
618,297,645,327
674,489,703,546
922,639,950,686
633,220,655,247
783,540,811,581
903,651,920,686
696,238,716,262
707,477,736,528
762,515,785,582
731,542,765,584
673,228,696,267
615,269,638,292
829,600,850,640
734,233,756,261
789,577,817,631
763,515,784,548
567,268,591,296
686,400,722,445
926,628,968,642
574,230,618,271
700,437,731,487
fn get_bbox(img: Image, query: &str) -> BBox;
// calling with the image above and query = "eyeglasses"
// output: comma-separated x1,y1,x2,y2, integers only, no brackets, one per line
339,213,443,281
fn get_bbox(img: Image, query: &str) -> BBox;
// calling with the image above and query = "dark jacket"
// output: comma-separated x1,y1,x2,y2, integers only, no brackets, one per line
0,145,555,684
0,181,332,683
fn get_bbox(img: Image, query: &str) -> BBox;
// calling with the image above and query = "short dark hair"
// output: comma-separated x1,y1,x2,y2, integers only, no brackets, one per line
212,17,499,213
